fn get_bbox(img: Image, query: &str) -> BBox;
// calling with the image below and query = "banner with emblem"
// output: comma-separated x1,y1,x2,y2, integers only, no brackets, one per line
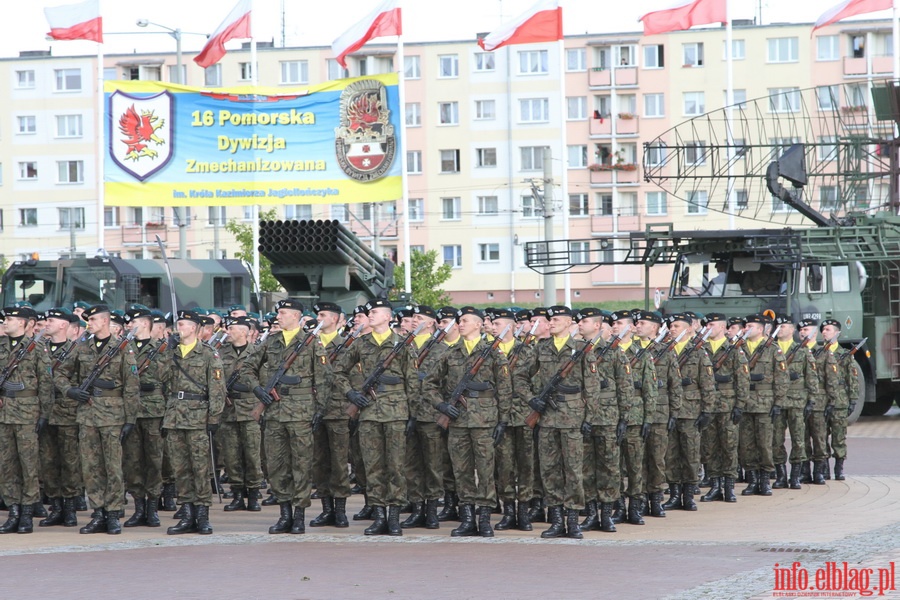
104,73,402,206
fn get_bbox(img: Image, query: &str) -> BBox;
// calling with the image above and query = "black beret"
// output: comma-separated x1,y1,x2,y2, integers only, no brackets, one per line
35,311,46,321
313,302,342,315
665,313,692,326
73,300,91,310
703,312,727,324
353,305,367,316
395,306,414,318
437,306,458,321
275,298,304,312
124,307,152,324
546,305,572,318
483,307,497,319
228,316,255,328
515,309,532,322
635,310,663,325
798,318,818,329
727,316,746,328
228,304,247,313
773,315,792,326
151,311,167,325
610,309,633,322
744,314,765,325
110,310,126,326
364,298,392,313
177,309,203,325
531,307,549,319
46,308,75,322
412,305,437,320
491,308,515,321
684,310,699,321
456,306,484,322
82,304,111,319
573,307,602,323
820,318,841,331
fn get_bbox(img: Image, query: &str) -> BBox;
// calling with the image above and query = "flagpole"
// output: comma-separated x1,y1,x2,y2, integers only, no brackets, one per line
397,33,412,296
249,0,261,303
96,39,105,255
558,37,570,306
725,0,735,230
893,1,899,79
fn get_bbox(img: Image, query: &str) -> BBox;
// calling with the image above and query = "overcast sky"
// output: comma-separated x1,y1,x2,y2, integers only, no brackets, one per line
4,0,893,60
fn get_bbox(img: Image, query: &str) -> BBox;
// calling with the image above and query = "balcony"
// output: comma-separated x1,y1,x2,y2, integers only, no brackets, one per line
843,57,866,76
589,165,640,184
590,114,639,136
588,66,638,87
590,214,643,233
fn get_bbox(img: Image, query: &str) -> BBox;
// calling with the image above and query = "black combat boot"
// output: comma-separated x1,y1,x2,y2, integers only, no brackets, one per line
478,506,494,538
363,506,387,535
62,498,78,527
74,493,88,512
649,491,666,517
823,459,831,480
516,502,532,531
813,461,826,485
333,498,350,528
741,470,759,495
611,496,626,523
599,502,617,533
354,493,374,520
682,486,697,511
800,461,813,484
173,503,187,520
387,505,403,536
789,464,802,490
261,490,278,506
268,502,293,534
400,501,425,529
39,498,64,527
437,492,458,522
310,497,336,527
224,488,246,512
566,509,583,539
106,508,121,535
699,464,710,488
723,477,737,502
32,502,47,518
834,458,845,481
494,500,517,531
161,483,177,511
701,477,723,502
124,497,147,527
527,497,546,523
246,488,261,512
628,495,646,524
450,504,477,537
540,505,565,539
17,504,34,534
661,484,681,510
290,507,305,534
424,498,439,530
167,504,196,535
757,470,773,496
195,505,213,535
79,509,107,534
145,496,160,527
773,464,788,489
579,500,599,530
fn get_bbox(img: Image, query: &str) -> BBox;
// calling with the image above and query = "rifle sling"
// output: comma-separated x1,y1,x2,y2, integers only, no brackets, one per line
173,353,208,395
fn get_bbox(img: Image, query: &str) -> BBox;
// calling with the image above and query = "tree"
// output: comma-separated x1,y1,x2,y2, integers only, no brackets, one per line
391,249,453,307
225,208,282,292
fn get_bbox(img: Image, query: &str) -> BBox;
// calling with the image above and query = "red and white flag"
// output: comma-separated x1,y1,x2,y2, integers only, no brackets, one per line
813,0,893,32
194,0,252,69
332,0,402,68
478,0,562,52
45,0,102,43
639,0,726,37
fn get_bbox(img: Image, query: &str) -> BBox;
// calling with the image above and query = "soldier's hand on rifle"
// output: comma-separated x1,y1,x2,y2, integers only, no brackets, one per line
436,402,460,420
404,416,416,438
769,405,782,423
641,422,651,441
491,422,507,447
803,401,814,420
119,423,135,444
847,402,857,417
346,389,370,409
694,411,711,430
253,385,274,406
824,404,835,422
615,419,627,445
34,417,48,435
528,397,546,415
66,387,91,404
731,407,743,425
580,421,592,438
312,412,324,432
206,423,219,435
667,415,677,432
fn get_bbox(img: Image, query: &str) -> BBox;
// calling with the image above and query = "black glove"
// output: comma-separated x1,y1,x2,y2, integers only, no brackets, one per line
667,415,677,432
769,405,782,423
206,423,219,435
824,404,835,423
436,402,460,420
34,417,48,435
491,422,508,447
160,427,168,439
139,382,156,393
66,387,91,403
694,412,711,430
847,402,857,417
346,389,370,409
312,412,324,432
641,422,651,441
404,416,417,438
803,401,814,420
580,421,593,438
253,386,274,406
119,423,135,444
348,417,359,437
731,407,743,425
615,419,627,446
528,397,547,415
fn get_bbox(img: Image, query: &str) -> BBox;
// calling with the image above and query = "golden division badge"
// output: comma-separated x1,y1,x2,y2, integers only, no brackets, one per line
213,369,222,381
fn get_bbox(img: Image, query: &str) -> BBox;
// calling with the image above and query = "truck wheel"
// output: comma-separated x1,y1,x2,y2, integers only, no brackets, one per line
861,395,892,417
849,366,867,425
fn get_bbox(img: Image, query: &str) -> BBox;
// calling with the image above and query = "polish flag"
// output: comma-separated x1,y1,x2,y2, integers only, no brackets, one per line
332,0,402,69
813,0,893,32
45,0,103,43
478,0,562,52
194,0,252,69
639,0,726,37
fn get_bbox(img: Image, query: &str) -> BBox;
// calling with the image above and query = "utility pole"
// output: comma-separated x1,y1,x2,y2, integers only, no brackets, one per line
530,147,556,306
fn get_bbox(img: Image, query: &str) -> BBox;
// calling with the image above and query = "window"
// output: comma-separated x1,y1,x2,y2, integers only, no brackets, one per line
18,162,37,180
476,147,497,167
57,160,83,184
327,59,349,81
19,208,37,227
438,102,459,125
646,144,668,166
239,206,252,222
475,99,496,120
56,115,83,138
127,207,143,227
731,89,747,108
767,37,799,63
735,189,749,209
686,190,708,215
567,48,586,71
520,146,548,171
408,198,424,221
643,44,664,68
330,204,348,222
168,64,186,84
441,197,461,220
15,70,35,89
404,55,421,79
646,191,667,215
569,193,589,216
569,241,590,265
442,245,462,268
104,207,119,228
477,196,499,215
479,243,500,262
440,149,460,173
280,60,308,84
54,69,81,91
619,192,638,216
684,141,707,165
17,116,35,134
439,54,459,78
683,43,704,67
596,193,613,216
817,85,839,111
474,52,495,72
616,45,635,66
238,62,255,81
204,64,221,87
405,103,421,126
174,207,191,227
723,39,745,60
846,83,866,108
817,35,839,61
519,98,550,123
58,207,85,230
407,150,422,174
567,96,587,120
644,93,664,117
769,87,800,113
567,145,588,168
684,92,705,115
594,95,611,118
521,195,541,218
772,193,794,213
208,206,226,225
820,186,839,211
518,50,549,74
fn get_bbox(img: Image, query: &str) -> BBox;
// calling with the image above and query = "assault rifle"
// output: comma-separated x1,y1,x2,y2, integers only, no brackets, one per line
524,332,603,429
137,336,170,376
74,331,136,401
784,332,817,367
713,330,749,371
507,322,538,369
631,326,667,367
746,325,782,371
651,328,688,365
814,335,837,359
0,333,45,407
436,324,511,429
837,338,868,363
414,320,454,369
329,324,364,364
254,330,270,346
51,332,92,373
596,324,630,364
250,322,323,422
208,330,229,350
676,328,712,369
346,323,425,419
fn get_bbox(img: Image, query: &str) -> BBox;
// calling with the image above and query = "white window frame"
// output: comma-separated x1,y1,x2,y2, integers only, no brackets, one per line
768,87,801,113
54,68,82,92
204,64,222,87
438,101,459,125
567,145,588,169
643,44,664,69
475,99,496,121
477,195,499,215
57,160,84,184
519,98,550,123
327,59,349,81
683,43,704,67
405,103,421,127
684,141,707,166
817,85,839,111
521,195,541,218
19,208,38,227
15,70,35,89
442,245,463,268
683,92,705,116
207,206,226,225
440,149,460,173
686,190,709,215
104,207,119,228
566,48,586,71
441,197,461,221
404,55,421,79
238,62,255,81
476,147,497,168
474,52,495,72
478,243,500,262
18,162,38,180
644,93,664,118
767,37,799,63
569,241,590,265
284,205,312,220
17,115,36,135
408,198,424,222
518,50,549,74
567,96,587,120
58,207,85,230
438,54,459,78
55,114,83,138
407,150,422,174
520,146,548,171
569,193,589,217
817,35,840,61
722,39,745,60
279,60,309,85
646,191,667,216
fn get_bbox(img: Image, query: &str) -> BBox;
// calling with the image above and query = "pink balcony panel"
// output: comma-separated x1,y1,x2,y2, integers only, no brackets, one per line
590,117,612,135
589,68,610,86
843,57,867,75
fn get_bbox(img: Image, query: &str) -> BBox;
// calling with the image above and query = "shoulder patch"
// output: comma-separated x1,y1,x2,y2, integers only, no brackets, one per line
742,364,749,374
213,368,222,380
320,355,327,365
624,364,631,375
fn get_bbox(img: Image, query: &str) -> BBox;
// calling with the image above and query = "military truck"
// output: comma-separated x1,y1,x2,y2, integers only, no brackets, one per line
0,256,252,315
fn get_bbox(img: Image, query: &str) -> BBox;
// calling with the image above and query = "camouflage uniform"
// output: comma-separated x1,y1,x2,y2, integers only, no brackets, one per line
704,339,749,480
41,339,84,509
495,341,535,506
739,342,788,478
804,346,840,477
621,343,657,502
828,346,860,463
774,342,817,466
219,341,263,495
643,342,683,499
122,338,167,503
